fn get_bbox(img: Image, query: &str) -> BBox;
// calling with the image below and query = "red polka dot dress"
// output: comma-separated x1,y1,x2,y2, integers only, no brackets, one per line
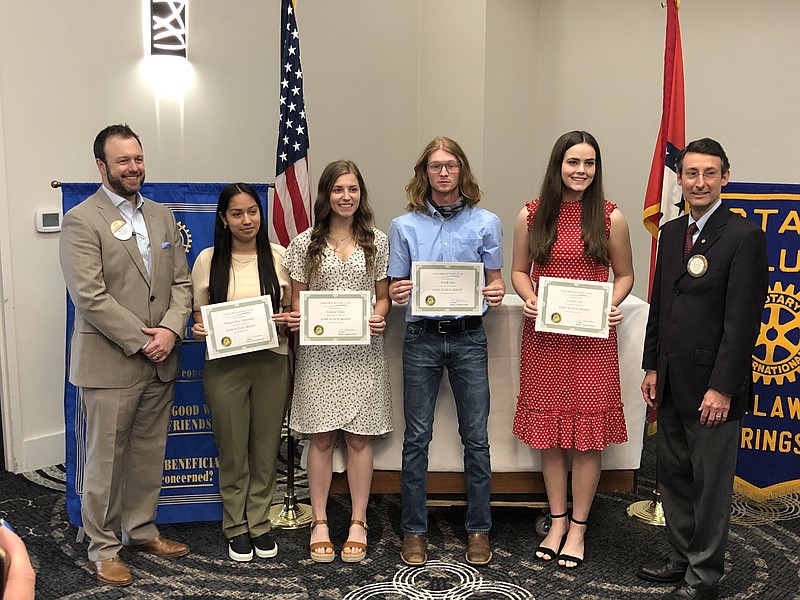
513,198,628,451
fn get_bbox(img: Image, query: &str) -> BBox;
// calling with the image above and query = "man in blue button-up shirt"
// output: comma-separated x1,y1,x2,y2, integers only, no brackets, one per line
388,137,504,567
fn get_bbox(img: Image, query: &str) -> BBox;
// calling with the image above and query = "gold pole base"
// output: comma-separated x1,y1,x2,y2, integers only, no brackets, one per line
627,490,666,526
269,496,313,529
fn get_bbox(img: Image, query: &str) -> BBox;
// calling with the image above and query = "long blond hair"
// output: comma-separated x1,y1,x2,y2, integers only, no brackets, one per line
404,137,482,213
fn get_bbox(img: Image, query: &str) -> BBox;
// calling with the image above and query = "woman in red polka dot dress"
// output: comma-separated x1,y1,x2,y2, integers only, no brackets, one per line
510,131,634,569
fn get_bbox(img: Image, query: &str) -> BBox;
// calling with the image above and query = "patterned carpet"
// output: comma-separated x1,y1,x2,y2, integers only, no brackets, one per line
2,437,798,599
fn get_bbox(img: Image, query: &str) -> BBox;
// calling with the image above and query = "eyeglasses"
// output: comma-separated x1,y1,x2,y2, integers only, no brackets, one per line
683,169,721,181
426,161,461,173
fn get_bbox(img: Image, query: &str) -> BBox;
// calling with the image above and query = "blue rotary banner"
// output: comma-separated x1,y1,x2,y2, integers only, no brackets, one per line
723,182,800,501
62,182,270,525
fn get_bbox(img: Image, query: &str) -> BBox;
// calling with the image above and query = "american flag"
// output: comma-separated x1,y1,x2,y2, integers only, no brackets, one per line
271,0,312,247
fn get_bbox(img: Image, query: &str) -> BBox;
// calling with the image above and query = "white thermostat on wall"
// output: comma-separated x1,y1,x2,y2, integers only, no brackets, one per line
35,210,62,233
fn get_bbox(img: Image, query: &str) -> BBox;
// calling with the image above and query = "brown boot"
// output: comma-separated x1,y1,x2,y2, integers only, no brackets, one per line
465,533,492,566
400,534,427,566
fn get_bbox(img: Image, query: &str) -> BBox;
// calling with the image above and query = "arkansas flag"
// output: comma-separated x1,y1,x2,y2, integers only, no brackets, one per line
642,0,686,293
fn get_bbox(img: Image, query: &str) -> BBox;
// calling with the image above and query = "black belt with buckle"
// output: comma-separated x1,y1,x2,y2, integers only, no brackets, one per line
418,316,482,334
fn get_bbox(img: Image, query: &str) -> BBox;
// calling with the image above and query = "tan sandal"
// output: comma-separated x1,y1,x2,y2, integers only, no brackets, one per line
309,519,335,563
341,519,367,563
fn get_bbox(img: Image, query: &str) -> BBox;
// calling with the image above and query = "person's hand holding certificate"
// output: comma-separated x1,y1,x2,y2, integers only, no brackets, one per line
299,291,371,345
411,261,484,316
535,276,613,338
200,295,279,359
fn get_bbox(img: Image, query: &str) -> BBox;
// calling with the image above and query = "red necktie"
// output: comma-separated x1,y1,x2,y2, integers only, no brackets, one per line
684,222,698,260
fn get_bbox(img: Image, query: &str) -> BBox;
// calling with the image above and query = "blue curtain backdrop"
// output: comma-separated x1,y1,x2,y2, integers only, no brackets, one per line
61,182,270,525
723,181,800,500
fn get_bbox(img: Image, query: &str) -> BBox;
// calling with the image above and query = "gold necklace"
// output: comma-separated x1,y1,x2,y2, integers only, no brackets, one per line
232,253,257,265
327,234,351,252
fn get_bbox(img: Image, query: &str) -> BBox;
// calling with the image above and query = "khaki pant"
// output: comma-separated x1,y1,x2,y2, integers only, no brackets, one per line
203,350,290,538
81,371,174,561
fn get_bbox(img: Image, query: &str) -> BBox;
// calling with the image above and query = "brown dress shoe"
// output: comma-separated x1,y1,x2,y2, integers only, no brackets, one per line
465,533,492,566
90,556,133,586
123,535,190,558
400,534,427,566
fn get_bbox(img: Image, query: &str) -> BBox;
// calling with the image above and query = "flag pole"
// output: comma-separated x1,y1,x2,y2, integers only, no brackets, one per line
629,0,685,527
269,0,313,529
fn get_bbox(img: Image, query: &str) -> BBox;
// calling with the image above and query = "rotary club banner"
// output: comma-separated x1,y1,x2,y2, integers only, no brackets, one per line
723,181,800,501
62,182,270,524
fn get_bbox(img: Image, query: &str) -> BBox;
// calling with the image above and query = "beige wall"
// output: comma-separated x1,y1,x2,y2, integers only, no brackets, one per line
0,0,797,471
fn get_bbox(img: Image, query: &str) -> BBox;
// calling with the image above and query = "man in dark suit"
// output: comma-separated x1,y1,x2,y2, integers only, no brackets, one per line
638,138,768,600
60,124,193,586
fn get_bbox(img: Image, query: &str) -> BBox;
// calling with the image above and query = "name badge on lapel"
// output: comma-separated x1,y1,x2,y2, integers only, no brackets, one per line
110,219,132,241
687,254,708,278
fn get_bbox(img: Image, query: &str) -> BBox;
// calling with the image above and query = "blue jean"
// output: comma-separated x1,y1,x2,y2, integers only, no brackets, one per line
400,322,492,535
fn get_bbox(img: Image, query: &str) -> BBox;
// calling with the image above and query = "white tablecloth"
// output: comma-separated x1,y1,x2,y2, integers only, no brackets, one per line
305,294,648,475
363,294,648,473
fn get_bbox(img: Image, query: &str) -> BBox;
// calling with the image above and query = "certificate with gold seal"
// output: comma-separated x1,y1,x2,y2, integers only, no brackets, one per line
535,277,613,339
299,290,371,346
200,295,279,360
411,261,484,316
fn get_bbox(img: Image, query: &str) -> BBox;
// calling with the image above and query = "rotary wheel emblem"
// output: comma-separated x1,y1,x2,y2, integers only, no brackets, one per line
177,221,192,253
753,282,800,385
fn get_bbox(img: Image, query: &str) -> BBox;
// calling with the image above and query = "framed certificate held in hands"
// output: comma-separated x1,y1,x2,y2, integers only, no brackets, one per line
411,261,484,316
535,276,613,339
200,295,279,360
299,290,371,346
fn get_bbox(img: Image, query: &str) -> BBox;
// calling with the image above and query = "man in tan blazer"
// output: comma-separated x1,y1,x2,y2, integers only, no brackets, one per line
60,124,193,586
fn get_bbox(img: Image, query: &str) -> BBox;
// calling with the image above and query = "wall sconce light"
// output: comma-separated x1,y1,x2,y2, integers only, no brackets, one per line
150,0,187,58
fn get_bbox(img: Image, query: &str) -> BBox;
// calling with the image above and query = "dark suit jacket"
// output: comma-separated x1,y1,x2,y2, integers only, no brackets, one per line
642,202,768,420
60,188,192,388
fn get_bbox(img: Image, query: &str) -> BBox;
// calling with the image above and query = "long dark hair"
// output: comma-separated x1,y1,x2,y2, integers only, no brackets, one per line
528,130,609,266
208,183,282,311
305,160,377,280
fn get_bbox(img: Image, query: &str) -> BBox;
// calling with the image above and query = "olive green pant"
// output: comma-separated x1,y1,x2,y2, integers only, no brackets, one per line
203,349,289,538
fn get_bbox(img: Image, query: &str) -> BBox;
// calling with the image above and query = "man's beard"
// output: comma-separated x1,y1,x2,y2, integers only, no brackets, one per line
106,167,144,198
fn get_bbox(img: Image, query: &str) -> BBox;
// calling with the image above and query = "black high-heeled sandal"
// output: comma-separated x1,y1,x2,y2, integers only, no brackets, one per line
534,512,568,561
557,516,587,569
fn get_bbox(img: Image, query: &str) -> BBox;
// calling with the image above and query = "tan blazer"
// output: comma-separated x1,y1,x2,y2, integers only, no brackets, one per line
60,188,192,388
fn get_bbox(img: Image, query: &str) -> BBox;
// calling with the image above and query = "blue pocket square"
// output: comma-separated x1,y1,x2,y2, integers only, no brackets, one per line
162,241,173,249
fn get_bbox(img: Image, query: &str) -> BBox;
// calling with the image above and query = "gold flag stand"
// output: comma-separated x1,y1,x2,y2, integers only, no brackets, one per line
627,488,666,526
627,419,666,526
269,428,312,529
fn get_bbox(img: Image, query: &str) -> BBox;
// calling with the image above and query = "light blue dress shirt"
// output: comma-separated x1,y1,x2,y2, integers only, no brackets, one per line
104,184,152,278
388,201,503,321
